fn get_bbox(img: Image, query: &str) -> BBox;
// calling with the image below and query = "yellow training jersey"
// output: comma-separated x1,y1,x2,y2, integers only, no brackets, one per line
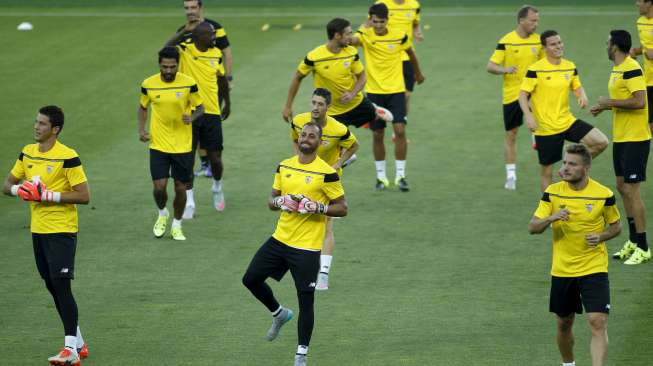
11,141,88,234
297,45,365,115
357,26,410,94
489,30,543,104
521,58,582,136
290,113,358,175
376,0,421,61
636,16,653,86
534,179,620,277
272,156,345,251
608,56,651,143
178,42,224,116
140,72,202,154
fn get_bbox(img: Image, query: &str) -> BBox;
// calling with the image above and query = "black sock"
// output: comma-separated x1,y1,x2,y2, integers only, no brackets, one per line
297,291,315,347
636,232,649,251
628,217,637,243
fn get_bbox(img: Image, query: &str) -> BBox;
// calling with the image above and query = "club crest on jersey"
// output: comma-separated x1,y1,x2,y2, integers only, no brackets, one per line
210,59,216,67
586,203,593,213
343,61,350,68
405,11,412,18
46,165,53,174
388,44,396,50
564,74,570,80
532,47,538,54
176,92,183,99
305,176,313,184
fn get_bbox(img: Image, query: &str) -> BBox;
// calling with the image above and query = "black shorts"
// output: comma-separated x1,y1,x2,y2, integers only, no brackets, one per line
613,140,650,183
550,272,610,316
647,86,653,123
330,98,377,128
193,113,223,151
403,60,415,92
367,92,407,130
502,100,523,131
33,233,77,279
244,237,320,292
149,148,193,183
534,119,595,165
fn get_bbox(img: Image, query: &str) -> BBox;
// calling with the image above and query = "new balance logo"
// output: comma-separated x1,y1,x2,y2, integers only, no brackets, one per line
60,268,69,274
308,282,316,288
606,304,611,310
629,174,638,179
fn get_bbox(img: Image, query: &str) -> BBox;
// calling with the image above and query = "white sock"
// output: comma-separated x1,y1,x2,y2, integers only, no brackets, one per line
212,179,222,193
158,207,169,217
76,326,84,348
506,164,516,180
375,160,387,180
64,336,77,351
297,345,308,355
171,219,182,229
272,306,283,317
395,160,406,178
320,255,333,274
186,189,195,206
562,362,575,366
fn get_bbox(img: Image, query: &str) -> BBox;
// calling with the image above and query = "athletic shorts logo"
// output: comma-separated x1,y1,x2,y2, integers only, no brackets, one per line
305,176,313,184
606,304,611,309
60,268,69,274
586,203,593,213
630,174,638,179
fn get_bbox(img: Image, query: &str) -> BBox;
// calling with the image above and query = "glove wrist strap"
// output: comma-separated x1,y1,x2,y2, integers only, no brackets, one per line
10,185,20,196
43,191,61,203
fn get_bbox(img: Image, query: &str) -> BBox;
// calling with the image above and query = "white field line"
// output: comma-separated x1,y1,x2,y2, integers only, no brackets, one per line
0,10,633,18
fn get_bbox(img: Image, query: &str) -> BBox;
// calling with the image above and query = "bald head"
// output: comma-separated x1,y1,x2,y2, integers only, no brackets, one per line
193,21,215,48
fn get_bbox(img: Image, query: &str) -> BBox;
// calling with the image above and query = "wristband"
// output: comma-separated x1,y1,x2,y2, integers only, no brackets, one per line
318,203,329,215
226,75,233,81
42,191,61,203
10,185,20,196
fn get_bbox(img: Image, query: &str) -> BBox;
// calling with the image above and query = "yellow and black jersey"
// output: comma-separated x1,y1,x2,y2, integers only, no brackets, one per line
357,25,410,94
608,56,651,143
140,72,202,153
534,179,620,277
636,16,653,86
376,0,421,61
178,42,224,115
290,113,357,175
272,156,345,251
10,141,88,234
521,58,582,136
489,30,543,104
176,18,230,50
297,45,365,115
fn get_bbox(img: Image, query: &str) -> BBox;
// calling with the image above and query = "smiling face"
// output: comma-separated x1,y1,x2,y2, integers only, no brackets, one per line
543,34,564,59
298,124,322,155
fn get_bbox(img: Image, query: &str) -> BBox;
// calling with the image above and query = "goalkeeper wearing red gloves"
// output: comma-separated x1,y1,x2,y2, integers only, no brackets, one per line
3,105,90,366
242,122,348,366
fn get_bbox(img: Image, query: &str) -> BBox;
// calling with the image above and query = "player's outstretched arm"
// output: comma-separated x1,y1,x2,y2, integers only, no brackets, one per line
283,72,306,122
596,91,646,111
2,173,21,196
405,47,425,84
165,30,187,47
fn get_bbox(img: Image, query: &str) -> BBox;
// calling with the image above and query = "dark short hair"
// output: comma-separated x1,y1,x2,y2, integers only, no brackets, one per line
302,122,323,138
540,30,559,46
610,29,632,54
327,18,351,40
517,5,538,22
158,46,180,63
39,105,64,134
312,88,332,105
565,144,592,166
183,0,202,6
369,3,389,19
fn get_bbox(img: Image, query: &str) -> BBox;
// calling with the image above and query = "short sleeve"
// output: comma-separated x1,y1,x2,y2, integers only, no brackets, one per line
533,192,552,219
139,85,150,108
351,53,364,74
521,68,538,93
322,173,345,201
571,68,582,90
603,195,621,224
624,68,646,93
415,5,421,23
297,55,314,76
10,153,25,180
273,165,282,191
399,33,410,51
63,156,87,187
215,27,230,49
489,43,506,65
189,84,202,109
339,128,357,150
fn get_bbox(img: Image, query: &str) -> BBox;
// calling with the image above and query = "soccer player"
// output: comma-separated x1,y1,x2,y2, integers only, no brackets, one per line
487,5,542,190
242,123,348,366
167,21,230,216
632,0,653,132
375,0,424,115
138,46,203,241
351,3,425,191
519,30,608,192
290,88,359,290
590,30,652,265
282,18,393,134
177,0,233,177
3,105,90,366
528,144,621,366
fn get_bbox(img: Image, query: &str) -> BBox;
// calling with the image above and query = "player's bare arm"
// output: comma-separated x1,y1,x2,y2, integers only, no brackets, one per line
573,87,588,109
187,104,204,123
585,221,621,247
165,30,187,47
218,76,231,120
340,72,366,104
405,47,425,84
413,22,424,42
518,90,538,131
528,209,570,234
2,173,21,196
325,196,347,217
486,61,517,75
334,142,359,170
137,106,150,142
222,46,233,88
283,71,307,122
59,182,90,205
595,90,646,111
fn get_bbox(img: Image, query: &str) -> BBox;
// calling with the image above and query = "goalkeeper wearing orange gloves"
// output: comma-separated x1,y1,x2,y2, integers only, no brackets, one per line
3,105,90,366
